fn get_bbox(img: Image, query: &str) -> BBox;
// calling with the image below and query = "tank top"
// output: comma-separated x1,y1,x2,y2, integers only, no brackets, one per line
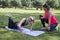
22,19,28,26
45,10,58,25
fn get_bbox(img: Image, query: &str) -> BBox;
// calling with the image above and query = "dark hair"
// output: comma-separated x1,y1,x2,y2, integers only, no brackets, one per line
43,4,50,10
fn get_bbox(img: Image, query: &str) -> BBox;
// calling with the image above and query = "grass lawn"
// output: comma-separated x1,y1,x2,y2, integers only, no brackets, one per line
0,8,60,40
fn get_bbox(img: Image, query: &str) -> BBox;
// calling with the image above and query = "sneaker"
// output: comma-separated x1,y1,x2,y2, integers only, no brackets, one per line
6,14,12,18
41,27,46,30
55,26,58,31
40,27,47,31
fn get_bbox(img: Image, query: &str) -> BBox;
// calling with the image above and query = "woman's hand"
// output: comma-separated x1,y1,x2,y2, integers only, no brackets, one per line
20,29,22,32
40,17,44,19
47,27,50,31
30,23,33,31
30,28,33,31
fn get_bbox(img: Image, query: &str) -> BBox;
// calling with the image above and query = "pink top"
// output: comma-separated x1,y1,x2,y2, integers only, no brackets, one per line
45,10,58,25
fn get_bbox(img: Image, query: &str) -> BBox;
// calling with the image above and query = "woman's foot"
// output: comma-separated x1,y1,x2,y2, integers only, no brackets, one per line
6,14,12,18
40,27,47,31
55,26,58,31
41,27,46,29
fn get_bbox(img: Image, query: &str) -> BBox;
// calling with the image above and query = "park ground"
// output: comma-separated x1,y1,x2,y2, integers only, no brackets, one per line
0,8,60,40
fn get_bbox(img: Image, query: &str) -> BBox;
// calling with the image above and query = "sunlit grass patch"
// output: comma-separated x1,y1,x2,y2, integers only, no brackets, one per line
0,8,60,40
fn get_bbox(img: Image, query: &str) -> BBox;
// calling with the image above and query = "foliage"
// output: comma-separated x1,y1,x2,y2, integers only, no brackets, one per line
21,0,28,7
32,0,42,10
10,0,18,8
46,0,59,8
1,0,8,8
0,0,2,5
0,0,60,9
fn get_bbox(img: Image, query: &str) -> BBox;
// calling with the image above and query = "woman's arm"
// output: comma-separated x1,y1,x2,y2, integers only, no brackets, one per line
41,13,46,19
30,22,33,31
29,20,34,31
48,10,53,30
17,18,26,32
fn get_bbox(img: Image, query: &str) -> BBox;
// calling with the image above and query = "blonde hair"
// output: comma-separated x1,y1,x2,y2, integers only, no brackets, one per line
29,16,34,21
27,16,35,23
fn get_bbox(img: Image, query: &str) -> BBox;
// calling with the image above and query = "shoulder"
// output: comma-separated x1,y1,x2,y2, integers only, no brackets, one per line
49,9,52,13
22,18,26,21
49,9,54,16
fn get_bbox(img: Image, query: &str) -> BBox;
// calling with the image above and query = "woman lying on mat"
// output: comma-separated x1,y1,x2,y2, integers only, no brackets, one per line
39,4,58,31
7,14,34,32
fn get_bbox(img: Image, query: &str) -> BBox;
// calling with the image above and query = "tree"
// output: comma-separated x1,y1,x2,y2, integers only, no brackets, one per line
21,0,28,8
10,0,18,8
5,0,9,7
1,0,8,8
32,0,42,10
0,0,2,8
46,0,59,9
0,0,2,5
46,0,54,8
54,0,59,9
26,0,31,8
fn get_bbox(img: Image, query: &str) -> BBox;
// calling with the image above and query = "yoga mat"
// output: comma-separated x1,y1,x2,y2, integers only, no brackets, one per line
5,26,45,36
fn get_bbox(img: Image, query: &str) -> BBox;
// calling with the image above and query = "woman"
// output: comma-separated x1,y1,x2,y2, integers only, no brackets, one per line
7,14,34,32
39,4,58,31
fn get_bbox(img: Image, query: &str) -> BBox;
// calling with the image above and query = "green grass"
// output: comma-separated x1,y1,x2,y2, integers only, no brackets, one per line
0,8,60,40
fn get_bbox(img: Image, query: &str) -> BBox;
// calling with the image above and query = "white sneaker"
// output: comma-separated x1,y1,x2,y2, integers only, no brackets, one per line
55,26,58,31
41,27,46,30
6,14,12,18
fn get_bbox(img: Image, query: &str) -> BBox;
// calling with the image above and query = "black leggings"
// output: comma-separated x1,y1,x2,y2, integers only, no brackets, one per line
39,15,58,31
8,17,18,29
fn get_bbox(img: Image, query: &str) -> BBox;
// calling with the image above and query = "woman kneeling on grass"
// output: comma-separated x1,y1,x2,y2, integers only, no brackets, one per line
39,4,58,31
7,14,34,32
